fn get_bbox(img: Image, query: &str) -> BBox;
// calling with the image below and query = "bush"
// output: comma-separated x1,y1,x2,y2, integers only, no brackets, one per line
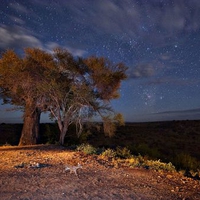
126,156,176,172
173,153,200,171
132,143,160,159
116,146,132,159
76,143,97,155
145,160,176,172
101,148,117,158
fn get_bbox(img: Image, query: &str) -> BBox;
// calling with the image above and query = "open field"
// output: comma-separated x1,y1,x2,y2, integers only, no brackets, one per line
1,120,200,171
0,144,200,200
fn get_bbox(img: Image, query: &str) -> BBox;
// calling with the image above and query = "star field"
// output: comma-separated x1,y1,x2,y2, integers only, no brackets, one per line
0,0,200,123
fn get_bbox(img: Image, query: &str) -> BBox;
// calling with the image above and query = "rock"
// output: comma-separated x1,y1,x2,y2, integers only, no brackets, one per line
166,174,173,179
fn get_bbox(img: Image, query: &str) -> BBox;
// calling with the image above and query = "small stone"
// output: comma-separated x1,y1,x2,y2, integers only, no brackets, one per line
166,174,173,179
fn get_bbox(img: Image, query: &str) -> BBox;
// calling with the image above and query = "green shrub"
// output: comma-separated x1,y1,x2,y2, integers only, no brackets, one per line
173,153,200,171
126,156,176,172
145,159,176,172
101,148,117,158
126,156,143,167
133,143,160,159
116,146,132,159
76,143,97,155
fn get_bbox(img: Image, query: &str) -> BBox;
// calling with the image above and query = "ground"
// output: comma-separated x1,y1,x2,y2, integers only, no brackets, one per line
0,145,199,200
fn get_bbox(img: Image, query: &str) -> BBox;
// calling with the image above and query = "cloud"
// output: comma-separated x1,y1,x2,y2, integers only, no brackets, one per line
156,108,200,115
9,2,29,14
45,42,87,57
0,25,42,50
147,77,200,86
160,54,171,61
9,15,25,25
16,0,200,51
0,25,86,57
160,1,200,33
129,63,155,79
146,108,200,122
61,0,141,39
58,0,200,41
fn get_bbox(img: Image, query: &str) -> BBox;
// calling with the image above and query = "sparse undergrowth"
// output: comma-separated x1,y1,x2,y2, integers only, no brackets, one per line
2,141,200,178
1,144,200,200
75,143,200,178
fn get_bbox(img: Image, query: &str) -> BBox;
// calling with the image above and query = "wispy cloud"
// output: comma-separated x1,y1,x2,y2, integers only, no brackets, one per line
148,108,200,122
147,77,200,86
0,25,42,50
45,42,87,57
129,63,155,79
8,15,25,25
9,2,29,14
57,0,200,41
5,0,199,53
156,108,200,115
0,25,87,57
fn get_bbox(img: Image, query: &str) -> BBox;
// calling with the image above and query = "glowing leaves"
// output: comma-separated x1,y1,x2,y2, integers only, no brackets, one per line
84,56,127,100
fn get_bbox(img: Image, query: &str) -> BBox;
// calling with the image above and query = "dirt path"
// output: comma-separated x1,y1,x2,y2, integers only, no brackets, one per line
0,145,199,200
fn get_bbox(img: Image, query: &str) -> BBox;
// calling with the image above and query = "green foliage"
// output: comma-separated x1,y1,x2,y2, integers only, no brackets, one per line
145,160,176,172
132,143,161,159
76,143,97,155
116,146,132,159
101,148,117,158
125,156,176,172
173,153,200,171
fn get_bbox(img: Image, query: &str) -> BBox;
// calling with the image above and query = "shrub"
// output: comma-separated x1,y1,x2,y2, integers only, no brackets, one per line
116,146,132,159
132,143,161,159
126,156,176,172
145,160,176,172
173,152,200,171
101,148,117,158
126,157,142,167
76,143,97,155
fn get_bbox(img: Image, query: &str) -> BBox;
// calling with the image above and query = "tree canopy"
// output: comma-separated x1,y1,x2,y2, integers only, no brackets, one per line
0,47,127,145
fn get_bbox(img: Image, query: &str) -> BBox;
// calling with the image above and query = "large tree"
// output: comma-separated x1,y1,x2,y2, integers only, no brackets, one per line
0,47,127,146
42,48,127,145
0,48,55,145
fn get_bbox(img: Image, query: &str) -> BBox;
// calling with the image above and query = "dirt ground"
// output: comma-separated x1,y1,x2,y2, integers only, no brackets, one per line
0,145,199,200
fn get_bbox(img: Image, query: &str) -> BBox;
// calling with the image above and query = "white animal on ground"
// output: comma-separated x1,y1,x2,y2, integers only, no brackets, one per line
65,163,82,176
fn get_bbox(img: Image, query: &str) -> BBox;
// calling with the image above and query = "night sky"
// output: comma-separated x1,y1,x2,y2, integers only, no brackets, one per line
0,0,200,123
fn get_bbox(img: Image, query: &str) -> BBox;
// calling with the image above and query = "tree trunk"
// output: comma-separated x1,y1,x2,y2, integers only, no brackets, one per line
18,104,41,146
58,123,68,145
59,131,65,145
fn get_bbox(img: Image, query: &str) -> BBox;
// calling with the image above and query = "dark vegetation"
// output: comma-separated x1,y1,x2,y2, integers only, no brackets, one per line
0,48,127,145
1,120,200,172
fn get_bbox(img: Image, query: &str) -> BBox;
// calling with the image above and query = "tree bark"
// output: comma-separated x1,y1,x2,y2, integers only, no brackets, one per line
18,104,41,146
58,122,69,145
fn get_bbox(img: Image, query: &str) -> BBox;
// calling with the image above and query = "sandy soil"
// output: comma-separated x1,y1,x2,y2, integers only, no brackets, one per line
0,145,199,200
